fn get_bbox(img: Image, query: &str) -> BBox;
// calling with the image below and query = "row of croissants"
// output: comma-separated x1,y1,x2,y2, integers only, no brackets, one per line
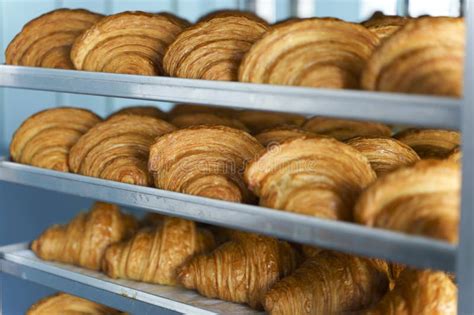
11,105,461,244
30,201,457,314
6,8,464,97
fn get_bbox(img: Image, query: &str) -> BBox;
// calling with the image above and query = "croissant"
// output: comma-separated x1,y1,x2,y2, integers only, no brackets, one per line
354,159,460,243
170,113,249,131
169,104,236,118
31,202,137,270
10,107,101,172
362,17,464,96
198,10,267,24
448,146,461,163
394,128,461,159
163,13,268,81
5,9,103,69
255,125,318,147
239,18,379,89
69,115,175,186
347,137,420,176
71,12,189,75
245,137,376,220
178,234,299,309
303,117,392,141
362,12,410,40
149,126,263,203
236,110,305,134
102,217,215,285
263,251,389,315
362,269,457,315
107,106,167,120
140,212,165,227
26,293,125,315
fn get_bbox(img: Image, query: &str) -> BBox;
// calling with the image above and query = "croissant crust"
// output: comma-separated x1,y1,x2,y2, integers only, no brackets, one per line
170,113,249,131
362,12,410,40
255,125,318,147
236,110,305,134
108,106,167,120
394,128,460,159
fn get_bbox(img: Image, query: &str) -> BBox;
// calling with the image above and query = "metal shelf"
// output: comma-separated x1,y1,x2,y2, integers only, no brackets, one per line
0,243,259,315
0,65,461,129
0,159,456,272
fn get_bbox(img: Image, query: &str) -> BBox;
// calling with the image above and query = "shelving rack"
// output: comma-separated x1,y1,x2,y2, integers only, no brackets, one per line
0,2,472,315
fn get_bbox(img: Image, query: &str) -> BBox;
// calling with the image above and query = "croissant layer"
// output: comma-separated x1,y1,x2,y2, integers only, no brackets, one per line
394,128,460,159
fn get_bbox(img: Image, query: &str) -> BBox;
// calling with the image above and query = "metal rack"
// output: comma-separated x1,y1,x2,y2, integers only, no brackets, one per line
0,3,472,314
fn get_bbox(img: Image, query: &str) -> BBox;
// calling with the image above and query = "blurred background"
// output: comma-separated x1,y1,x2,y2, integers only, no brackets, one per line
0,0,464,313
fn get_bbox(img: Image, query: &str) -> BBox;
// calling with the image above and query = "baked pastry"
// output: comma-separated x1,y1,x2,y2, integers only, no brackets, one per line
236,110,306,134
347,137,420,176
263,251,389,314
394,128,461,159
107,106,167,120
362,17,464,96
69,115,175,186
163,13,268,81
149,126,263,202
362,11,410,40
198,10,267,24
255,125,317,147
103,217,215,285
354,159,460,243
362,269,457,315
10,107,101,172
239,18,379,88
168,104,236,118
178,234,298,309
448,146,461,163
245,137,376,220
170,113,249,131
26,292,125,315
140,212,165,227
303,117,392,141
31,202,137,270
71,12,189,75
6,9,103,69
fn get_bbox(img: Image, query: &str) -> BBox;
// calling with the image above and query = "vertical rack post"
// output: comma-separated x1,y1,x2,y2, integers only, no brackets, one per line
458,1,474,314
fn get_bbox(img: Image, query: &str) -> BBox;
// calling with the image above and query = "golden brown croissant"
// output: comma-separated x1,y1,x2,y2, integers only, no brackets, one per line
354,159,460,243
255,125,318,147
168,104,236,118
239,18,379,89
245,137,376,220
303,117,392,141
69,115,175,186
448,146,461,163
26,292,125,315
170,113,249,131
107,106,167,120
31,202,137,270
6,9,103,69
263,251,389,315
362,269,457,315
198,10,267,24
362,17,464,96
178,234,299,309
10,107,101,172
149,125,263,203
236,110,306,134
362,12,410,40
347,137,420,176
102,217,215,285
71,11,189,75
163,13,268,81
394,128,461,159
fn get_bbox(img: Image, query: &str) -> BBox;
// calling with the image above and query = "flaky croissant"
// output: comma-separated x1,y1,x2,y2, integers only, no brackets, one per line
255,125,318,147
31,202,137,270
236,110,305,134
170,113,249,131
102,217,215,285
303,117,392,141
362,17,464,96
263,251,389,315
354,159,460,243
198,10,267,24
149,126,263,203
71,11,189,75
169,104,236,118
178,234,298,309
69,115,175,186
245,137,376,220
107,106,167,120
26,293,125,315
347,137,420,176
362,12,410,40
394,128,461,159
163,13,268,81
362,269,457,315
239,18,379,89
6,9,103,69
10,107,101,172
